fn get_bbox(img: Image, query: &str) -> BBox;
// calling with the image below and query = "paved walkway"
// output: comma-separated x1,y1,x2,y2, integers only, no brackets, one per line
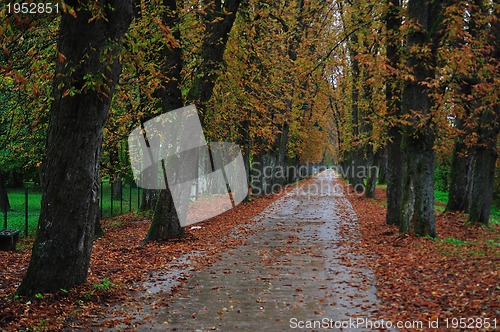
139,170,380,331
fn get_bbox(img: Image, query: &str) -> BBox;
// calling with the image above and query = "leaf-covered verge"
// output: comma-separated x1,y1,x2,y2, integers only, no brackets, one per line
0,181,306,331
346,185,499,330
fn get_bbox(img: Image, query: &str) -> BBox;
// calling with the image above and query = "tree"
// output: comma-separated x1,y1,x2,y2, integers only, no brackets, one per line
144,0,242,241
445,0,499,225
398,0,446,237
384,0,402,225
0,14,58,211
144,0,185,241
186,0,243,125
17,0,135,295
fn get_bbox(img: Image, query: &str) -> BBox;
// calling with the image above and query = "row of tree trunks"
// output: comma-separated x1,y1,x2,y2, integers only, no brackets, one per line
143,0,243,242
446,0,499,226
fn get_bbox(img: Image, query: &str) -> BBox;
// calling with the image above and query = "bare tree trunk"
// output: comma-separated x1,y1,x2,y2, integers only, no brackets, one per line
377,148,387,185
111,176,122,200
145,0,243,242
365,149,380,199
466,2,500,226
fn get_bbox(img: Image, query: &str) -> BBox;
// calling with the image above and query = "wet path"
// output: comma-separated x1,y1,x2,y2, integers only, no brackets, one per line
140,171,380,331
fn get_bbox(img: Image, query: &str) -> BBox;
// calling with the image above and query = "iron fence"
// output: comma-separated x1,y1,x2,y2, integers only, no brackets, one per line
1,181,142,237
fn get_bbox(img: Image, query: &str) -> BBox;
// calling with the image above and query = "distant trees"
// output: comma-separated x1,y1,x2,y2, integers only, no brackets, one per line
445,0,499,226
333,0,498,234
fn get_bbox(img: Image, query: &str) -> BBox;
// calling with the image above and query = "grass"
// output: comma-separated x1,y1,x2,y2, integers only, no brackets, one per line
490,196,500,225
2,182,143,237
434,190,448,205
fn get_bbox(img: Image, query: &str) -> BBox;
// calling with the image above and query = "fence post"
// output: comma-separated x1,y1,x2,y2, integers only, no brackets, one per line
129,184,132,212
100,180,103,218
25,187,29,236
110,181,114,216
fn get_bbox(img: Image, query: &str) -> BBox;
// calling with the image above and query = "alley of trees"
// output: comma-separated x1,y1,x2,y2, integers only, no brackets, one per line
1,0,498,296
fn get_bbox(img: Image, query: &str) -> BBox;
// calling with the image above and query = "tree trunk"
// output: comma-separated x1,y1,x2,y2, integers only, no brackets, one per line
384,0,402,226
94,214,104,238
144,187,184,241
365,149,379,199
251,153,264,196
348,30,366,193
446,135,474,212
399,0,443,237
111,176,122,200
400,129,436,237
386,126,402,226
144,0,185,242
377,148,387,185
140,189,159,211
145,0,243,241
0,172,10,213
274,122,289,187
468,107,499,225
467,3,500,226
18,0,134,296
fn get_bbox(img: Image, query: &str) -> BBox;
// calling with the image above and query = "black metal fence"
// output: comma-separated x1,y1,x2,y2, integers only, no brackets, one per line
1,181,142,237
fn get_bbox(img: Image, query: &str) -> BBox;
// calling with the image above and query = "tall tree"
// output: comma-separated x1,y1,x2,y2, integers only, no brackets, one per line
144,0,185,241
18,0,135,295
384,0,402,225
399,0,446,237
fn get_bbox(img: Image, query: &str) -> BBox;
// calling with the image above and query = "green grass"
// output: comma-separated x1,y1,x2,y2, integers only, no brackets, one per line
2,182,143,237
490,198,500,225
434,190,448,205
